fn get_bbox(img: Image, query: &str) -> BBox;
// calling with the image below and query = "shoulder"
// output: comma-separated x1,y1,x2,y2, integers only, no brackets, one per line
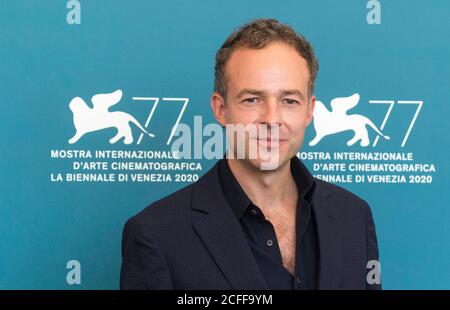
125,182,196,232
123,162,219,233
313,177,372,218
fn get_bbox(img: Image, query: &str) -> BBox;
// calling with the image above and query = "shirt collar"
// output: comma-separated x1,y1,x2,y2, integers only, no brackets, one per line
218,156,316,220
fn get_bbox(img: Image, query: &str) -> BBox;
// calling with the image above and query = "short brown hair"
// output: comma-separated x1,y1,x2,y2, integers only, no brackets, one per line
214,18,319,99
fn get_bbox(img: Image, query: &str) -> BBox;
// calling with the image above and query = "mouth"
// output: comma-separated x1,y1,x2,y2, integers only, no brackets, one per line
252,137,287,147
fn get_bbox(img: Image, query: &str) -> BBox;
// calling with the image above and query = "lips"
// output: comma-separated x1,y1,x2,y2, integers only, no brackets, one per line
254,138,286,142
252,138,287,148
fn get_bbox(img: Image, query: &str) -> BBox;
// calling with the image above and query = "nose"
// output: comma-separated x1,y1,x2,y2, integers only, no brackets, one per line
260,99,282,127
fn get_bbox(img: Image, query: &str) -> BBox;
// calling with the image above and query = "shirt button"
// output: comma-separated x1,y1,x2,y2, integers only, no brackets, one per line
266,239,273,247
250,209,257,216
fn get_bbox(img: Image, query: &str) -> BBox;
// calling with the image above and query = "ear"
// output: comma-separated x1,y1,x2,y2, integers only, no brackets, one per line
210,92,227,127
306,95,315,127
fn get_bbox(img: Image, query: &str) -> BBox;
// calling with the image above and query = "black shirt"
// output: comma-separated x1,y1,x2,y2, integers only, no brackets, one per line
218,157,319,290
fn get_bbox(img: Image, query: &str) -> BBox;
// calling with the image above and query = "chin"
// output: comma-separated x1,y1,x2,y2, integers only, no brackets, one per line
245,151,290,171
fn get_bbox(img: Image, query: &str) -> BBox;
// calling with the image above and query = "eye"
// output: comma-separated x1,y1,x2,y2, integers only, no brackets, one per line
242,97,260,104
283,98,300,105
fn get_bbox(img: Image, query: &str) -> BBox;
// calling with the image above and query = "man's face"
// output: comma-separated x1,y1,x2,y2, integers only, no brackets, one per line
211,42,315,170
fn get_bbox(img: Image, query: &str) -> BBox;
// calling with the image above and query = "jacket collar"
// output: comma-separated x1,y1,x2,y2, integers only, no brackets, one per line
191,158,343,289
191,161,268,289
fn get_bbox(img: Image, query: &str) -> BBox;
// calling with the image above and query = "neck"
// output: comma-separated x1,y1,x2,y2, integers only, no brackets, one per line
226,157,298,210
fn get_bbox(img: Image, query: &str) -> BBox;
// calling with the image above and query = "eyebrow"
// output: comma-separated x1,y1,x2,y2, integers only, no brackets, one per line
279,89,305,101
235,88,305,101
235,89,265,99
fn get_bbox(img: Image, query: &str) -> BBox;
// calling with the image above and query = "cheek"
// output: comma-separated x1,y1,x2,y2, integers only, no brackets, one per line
290,127,306,147
225,107,258,124
284,110,308,132
286,128,306,154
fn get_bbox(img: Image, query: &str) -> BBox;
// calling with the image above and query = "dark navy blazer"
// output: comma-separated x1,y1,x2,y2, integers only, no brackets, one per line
120,160,381,290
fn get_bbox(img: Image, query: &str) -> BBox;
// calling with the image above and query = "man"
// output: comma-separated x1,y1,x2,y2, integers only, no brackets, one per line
120,19,381,290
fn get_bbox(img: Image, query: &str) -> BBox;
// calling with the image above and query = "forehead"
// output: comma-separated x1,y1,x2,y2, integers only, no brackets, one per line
225,42,310,91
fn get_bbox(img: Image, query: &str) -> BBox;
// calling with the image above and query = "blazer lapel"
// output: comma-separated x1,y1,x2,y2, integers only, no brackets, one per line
311,185,343,289
191,164,268,290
